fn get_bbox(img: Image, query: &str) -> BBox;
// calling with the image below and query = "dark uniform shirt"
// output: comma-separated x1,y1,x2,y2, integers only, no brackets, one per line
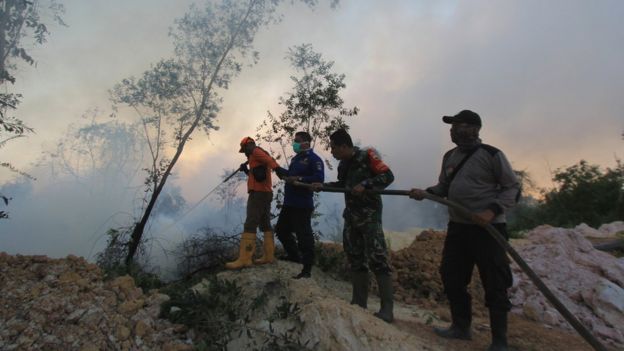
283,149,325,209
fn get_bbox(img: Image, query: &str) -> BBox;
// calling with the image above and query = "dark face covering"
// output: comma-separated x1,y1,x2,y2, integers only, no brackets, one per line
450,124,481,150
244,143,255,156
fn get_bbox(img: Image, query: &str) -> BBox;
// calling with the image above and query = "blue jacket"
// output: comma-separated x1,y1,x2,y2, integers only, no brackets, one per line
283,149,324,208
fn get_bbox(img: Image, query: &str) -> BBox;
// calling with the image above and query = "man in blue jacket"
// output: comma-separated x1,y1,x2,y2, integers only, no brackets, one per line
276,131,325,279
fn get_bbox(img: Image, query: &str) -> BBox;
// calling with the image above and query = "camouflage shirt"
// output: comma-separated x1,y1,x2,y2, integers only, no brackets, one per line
326,147,394,219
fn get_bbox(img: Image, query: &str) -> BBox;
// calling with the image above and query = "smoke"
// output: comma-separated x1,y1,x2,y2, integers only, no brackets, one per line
0,116,245,264
3,0,623,263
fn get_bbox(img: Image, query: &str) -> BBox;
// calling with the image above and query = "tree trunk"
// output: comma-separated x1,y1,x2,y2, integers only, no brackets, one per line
0,1,8,83
124,0,258,265
125,113,203,265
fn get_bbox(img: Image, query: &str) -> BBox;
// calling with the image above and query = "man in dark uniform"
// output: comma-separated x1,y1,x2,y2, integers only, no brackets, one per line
409,110,520,351
312,129,395,323
275,131,324,279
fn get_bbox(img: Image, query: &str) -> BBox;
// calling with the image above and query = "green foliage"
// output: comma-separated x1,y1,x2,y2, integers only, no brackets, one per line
174,228,241,277
254,44,358,234
1,0,65,133
509,160,624,232
0,0,66,84
161,277,245,349
1,0,65,216
96,227,133,271
270,296,301,321
96,227,163,291
256,43,358,158
0,194,9,218
160,275,315,350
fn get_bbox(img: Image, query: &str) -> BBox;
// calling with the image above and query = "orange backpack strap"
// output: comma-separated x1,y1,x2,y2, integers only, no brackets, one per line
367,148,390,174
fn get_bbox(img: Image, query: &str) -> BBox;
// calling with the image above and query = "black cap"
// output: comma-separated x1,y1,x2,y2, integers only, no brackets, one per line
442,110,482,126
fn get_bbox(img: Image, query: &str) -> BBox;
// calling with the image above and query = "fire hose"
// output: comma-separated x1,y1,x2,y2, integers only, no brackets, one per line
293,181,608,351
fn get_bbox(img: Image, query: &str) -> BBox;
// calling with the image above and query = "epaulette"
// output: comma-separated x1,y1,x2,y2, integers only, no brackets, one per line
479,144,500,156
365,147,390,174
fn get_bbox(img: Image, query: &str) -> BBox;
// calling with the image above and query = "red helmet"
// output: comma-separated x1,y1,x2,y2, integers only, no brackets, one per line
239,136,254,152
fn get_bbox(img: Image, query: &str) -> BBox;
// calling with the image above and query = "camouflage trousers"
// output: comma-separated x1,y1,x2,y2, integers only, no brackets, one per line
342,209,392,275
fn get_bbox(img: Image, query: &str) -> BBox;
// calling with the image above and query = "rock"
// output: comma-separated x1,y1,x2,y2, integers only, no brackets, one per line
67,308,87,322
109,275,137,297
598,221,624,236
59,271,82,284
581,279,624,328
116,325,131,341
134,319,152,337
80,344,100,351
162,342,194,351
0,254,189,350
119,299,145,316
190,279,211,296
574,223,605,238
509,225,624,347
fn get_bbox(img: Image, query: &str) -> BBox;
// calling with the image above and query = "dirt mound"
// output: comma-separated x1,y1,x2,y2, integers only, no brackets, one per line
390,230,446,303
389,230,487,316
192,261,434,351
0,253,193,351
195,256,596,351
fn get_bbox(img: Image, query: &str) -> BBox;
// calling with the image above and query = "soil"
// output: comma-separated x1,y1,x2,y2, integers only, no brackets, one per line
1,228,617,350
318,229,611,351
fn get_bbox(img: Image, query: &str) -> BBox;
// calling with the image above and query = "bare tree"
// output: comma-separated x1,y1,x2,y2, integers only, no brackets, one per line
39,109,145,191
111,0,332,265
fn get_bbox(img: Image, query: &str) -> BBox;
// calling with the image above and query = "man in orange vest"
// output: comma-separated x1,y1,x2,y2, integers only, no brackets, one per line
225,137,288,269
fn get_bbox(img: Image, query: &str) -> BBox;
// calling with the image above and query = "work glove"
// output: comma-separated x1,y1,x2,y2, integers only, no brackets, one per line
239,163,249,174
274,167,288,179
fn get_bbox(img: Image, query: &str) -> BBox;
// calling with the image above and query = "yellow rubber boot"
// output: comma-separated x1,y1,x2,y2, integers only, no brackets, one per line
254,231,275,265
225,232,256,270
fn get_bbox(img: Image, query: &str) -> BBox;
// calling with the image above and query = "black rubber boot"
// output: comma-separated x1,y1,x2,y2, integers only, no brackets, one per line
487,309,508,351
434,305,472,340
434,299,472,340
434,323,472,340
373,274,394,323
350,271,369,308
293,264,312,279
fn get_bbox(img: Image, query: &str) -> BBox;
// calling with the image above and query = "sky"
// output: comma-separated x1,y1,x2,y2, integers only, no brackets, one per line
1,0,623,261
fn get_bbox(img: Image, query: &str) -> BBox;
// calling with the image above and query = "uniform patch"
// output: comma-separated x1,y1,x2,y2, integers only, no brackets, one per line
367,148,390,174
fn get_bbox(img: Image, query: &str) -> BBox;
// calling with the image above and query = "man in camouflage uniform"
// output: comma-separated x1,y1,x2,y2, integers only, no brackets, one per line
312,129,395,322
